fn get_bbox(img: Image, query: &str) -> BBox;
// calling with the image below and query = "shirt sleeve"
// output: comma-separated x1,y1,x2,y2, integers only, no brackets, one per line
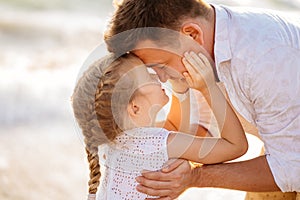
248,46,300,192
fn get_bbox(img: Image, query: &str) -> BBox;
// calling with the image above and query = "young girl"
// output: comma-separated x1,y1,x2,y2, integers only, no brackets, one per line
71,53,247,200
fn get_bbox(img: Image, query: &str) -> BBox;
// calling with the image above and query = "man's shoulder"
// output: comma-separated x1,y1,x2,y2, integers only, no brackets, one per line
224,6,299,67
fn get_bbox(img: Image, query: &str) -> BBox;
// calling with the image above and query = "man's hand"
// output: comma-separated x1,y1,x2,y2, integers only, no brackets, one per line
135,159,198,199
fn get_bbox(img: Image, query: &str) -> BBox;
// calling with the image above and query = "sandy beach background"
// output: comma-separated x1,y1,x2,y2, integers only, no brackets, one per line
0,0,299,199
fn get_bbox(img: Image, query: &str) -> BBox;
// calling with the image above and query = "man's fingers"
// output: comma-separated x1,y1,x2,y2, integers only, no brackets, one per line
137,160,193,199
139,170,165,180
161,159,185,173
145,197,172,200
138,169,178,183
136,184,171,197
136,176,172,189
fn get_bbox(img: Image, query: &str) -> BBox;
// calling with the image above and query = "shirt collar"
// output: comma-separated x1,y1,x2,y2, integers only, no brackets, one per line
212,4,232,66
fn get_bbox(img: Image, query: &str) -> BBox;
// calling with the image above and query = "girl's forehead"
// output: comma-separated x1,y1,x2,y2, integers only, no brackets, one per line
129,64,149,77
125,65,158,87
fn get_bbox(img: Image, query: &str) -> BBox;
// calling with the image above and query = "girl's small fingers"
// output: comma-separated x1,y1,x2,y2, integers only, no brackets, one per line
182,57,196,75
184,52,199,72
197,53,212,68
183,72,193,87
190,52,206,70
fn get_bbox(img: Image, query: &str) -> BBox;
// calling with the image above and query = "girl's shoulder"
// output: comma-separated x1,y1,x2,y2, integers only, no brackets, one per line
114,127,170,146
103,127,170,175
125,127,169,137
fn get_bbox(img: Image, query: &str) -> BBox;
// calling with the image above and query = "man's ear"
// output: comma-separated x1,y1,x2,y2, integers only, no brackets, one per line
181,22,204,45
127,100,140,117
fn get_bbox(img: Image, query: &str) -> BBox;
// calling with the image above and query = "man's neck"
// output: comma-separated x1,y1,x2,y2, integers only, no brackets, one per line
199,5,216,61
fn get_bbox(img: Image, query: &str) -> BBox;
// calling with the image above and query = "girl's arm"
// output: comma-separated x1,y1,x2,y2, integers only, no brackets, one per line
167,52,248,164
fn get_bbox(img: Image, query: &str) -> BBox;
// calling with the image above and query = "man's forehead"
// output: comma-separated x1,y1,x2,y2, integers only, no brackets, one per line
133,47,183,65
133,49,167,64
134,39,159,49
133,48,167,56
133,40,182,56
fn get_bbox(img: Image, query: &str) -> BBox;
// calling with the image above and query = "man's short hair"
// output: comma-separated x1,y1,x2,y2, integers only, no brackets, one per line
104,0,210,55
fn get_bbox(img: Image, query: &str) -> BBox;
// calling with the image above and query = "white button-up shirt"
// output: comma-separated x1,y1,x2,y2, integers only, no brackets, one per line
213,5,300,192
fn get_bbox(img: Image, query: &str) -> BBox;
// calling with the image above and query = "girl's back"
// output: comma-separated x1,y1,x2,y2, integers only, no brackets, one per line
98,127,170,199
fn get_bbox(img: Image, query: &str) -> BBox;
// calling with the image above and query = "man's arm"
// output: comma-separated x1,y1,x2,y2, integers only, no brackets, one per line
136,156,280,199
196,156,280,191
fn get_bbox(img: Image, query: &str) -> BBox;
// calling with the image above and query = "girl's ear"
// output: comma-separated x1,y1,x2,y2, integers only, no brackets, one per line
127,100,140,117
181,22,204,45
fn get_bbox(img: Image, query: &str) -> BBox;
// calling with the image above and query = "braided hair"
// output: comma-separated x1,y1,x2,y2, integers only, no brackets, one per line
71,53,143,199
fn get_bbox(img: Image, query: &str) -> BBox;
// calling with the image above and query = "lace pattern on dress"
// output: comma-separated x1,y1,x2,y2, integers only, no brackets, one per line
98,127,170,200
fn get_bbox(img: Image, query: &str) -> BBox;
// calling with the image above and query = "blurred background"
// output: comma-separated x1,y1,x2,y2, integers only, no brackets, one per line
0,0,299,199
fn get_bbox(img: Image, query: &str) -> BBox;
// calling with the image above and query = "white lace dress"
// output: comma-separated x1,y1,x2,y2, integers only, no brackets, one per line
97,127,170,200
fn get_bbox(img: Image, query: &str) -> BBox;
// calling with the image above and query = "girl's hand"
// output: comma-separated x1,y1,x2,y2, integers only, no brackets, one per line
182,52,216,92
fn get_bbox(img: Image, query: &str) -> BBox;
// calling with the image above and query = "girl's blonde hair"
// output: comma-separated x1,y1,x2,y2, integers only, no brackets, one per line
71,53,143,198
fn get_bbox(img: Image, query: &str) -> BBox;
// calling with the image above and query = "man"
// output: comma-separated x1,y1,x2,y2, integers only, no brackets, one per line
104,0,300,199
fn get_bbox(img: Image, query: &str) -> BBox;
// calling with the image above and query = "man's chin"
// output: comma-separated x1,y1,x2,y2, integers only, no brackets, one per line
169,79,189,94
